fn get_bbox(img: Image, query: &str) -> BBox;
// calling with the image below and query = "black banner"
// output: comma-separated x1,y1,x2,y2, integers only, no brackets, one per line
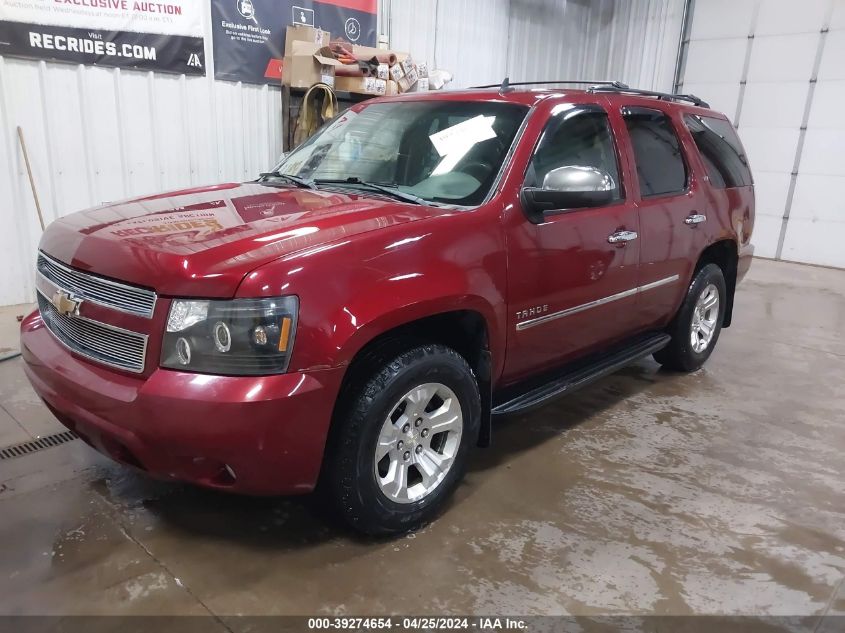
0,615,839,633
211,0,377,85
0,21,206,76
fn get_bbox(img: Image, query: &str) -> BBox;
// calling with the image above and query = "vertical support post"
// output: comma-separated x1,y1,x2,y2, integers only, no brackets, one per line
733,0,761,127
281,84,291,153
774,1,835,260
672,0,695,93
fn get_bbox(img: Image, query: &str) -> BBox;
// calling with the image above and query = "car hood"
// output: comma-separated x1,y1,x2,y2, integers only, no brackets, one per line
40,182,452,298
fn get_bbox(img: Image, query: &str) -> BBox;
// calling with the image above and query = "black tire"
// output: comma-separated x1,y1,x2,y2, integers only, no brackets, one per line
654,263,727,372
324,343,480,536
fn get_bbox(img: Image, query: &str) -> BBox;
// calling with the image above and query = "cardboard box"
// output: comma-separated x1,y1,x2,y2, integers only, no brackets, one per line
416,77,430,91
385,80,399,96
282,41,341,89
416,61,429,78
376,63,389,80
284,25,329,56
334,76,387,96
397,66,418,92
400,56,415,75
428,69,452,90
389,64,405,81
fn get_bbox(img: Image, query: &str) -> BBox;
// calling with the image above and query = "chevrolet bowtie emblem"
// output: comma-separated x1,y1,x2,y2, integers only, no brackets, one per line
51,290,81,316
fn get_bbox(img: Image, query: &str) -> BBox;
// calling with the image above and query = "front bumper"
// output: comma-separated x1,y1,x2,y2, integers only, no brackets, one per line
20,310,345,495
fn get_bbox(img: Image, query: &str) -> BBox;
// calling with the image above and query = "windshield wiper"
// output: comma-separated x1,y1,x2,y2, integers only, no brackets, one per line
258,171,316,189
313,178,427,205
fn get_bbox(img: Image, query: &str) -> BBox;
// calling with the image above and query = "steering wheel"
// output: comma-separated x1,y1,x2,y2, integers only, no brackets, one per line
455,134,506,183
458,160,495,183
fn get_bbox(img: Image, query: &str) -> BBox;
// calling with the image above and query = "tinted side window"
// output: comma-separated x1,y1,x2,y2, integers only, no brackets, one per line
623,108,687,197
684,114,752,188
526,107,622,202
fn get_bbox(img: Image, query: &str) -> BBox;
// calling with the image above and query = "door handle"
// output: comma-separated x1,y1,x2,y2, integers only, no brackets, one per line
685,213,707,225
607,230,638,244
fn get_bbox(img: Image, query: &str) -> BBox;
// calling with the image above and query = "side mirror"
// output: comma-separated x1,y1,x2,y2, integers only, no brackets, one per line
520,165,616,220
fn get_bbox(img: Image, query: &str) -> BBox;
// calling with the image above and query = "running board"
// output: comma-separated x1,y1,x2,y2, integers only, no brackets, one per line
492,333,671,416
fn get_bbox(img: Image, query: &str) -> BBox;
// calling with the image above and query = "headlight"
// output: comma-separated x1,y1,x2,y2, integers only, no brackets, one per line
161,296,298,375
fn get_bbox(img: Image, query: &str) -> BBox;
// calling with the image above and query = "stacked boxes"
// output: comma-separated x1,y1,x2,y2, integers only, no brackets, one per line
282,26,442,96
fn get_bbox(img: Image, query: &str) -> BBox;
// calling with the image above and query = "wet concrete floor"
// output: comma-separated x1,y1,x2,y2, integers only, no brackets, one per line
0,258,843,618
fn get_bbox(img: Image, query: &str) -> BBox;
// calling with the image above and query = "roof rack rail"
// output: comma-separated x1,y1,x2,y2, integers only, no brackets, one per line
470,78,630,94
586,85,710,108
468,78,710,108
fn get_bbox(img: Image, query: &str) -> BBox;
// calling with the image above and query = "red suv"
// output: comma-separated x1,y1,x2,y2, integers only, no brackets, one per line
21,82,754,535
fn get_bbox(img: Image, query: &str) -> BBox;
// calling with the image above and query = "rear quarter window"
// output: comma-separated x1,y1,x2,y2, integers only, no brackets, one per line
684,114,753,188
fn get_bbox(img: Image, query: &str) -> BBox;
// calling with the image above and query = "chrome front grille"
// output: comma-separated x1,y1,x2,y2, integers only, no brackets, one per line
37,252,156,318
37,291,149,373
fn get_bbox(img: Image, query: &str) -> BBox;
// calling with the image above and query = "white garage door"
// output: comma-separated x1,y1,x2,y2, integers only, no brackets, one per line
680,0,845,269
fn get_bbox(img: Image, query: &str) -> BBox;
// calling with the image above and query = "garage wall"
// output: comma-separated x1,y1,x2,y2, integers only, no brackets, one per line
1,0,686,307
0,2,283,307
388,0,686,92
386,0,511,90
680,0,845,268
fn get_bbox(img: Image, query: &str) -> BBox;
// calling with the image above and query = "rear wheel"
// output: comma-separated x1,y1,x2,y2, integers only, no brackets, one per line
654,263,726,372
325,344,480,535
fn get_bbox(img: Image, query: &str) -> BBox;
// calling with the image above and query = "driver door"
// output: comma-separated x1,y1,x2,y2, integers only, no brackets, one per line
503,103,642,382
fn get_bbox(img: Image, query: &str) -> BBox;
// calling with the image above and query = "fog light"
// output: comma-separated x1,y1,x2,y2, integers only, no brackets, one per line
176,337,191,365
213,321,231,352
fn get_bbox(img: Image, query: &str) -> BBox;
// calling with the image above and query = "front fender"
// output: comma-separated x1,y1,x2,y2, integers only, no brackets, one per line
237,208,509,378
333,290,500,368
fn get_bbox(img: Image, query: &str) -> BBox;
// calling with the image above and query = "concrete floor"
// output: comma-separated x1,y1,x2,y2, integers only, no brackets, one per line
0,258,843,619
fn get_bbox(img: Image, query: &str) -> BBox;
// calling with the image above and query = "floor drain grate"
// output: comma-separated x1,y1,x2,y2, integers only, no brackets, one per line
0,430,78,460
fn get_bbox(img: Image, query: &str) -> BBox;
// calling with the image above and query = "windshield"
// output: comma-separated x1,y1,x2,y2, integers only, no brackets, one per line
273,100,528,206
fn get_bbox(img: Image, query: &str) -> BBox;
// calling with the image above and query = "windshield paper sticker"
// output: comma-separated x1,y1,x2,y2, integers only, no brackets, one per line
429,115,496,157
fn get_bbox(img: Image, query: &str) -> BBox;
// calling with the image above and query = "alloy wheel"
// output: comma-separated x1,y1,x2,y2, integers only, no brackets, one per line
374,382,463,504
690,283,720,353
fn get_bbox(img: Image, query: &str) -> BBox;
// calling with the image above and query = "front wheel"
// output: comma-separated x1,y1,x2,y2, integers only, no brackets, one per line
324,344,480,535
654,263,727,372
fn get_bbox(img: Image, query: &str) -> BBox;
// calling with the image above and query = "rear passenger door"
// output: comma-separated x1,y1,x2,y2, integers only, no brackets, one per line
618,106,709,329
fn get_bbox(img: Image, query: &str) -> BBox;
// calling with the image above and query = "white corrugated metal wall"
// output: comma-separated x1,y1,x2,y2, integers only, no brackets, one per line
387,0,685,92
0,2,283,307
680,0,845,269
0,0,685,306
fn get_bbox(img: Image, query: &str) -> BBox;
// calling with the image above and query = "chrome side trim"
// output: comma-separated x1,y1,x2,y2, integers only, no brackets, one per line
517,287,638,331
638,275,680,293
516,274,680,331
